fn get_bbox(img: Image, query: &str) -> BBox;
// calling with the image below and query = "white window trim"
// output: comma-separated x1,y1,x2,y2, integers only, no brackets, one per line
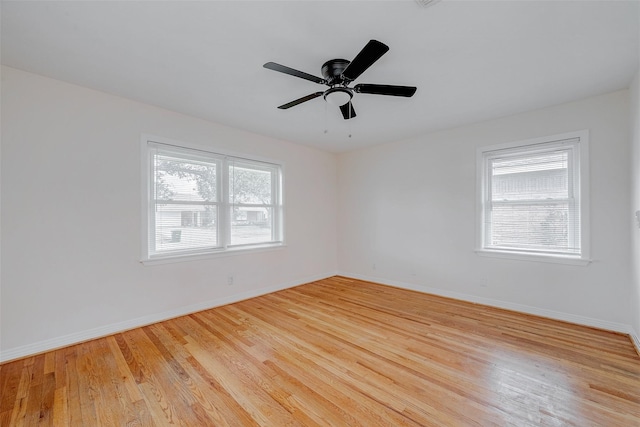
475,130,591,265
140,134,285,265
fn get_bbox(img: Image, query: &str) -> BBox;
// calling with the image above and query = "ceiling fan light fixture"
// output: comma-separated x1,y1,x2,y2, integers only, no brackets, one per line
324,87,352,106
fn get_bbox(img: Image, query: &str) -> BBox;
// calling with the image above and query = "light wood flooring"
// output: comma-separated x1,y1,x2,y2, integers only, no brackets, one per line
1,276,639,426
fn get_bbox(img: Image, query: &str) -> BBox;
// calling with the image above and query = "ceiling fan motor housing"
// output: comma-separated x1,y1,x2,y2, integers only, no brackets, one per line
321,59,351,85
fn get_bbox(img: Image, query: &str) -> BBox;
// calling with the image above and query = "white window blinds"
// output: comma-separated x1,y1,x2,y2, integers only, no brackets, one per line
481,136,583,257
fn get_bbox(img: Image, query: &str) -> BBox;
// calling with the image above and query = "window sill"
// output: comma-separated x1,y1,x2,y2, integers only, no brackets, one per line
475,249,591,266
141,243,286,266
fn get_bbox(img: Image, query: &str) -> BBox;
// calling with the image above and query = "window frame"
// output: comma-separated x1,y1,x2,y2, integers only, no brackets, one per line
476,130,590,265
141,135,284,264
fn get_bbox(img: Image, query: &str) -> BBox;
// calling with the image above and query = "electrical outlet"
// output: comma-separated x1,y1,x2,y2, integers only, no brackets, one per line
227,276,234,286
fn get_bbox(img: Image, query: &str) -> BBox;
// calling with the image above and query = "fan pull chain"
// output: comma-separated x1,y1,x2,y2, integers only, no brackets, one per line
348,101,352,138
323,100,328,134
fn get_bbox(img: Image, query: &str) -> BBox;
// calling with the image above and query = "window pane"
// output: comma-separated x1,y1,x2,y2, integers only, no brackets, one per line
491,151,568,201
230,207,273,245
154,204,218,252
489,203,577,253
229,164,272,205
155,154,217,202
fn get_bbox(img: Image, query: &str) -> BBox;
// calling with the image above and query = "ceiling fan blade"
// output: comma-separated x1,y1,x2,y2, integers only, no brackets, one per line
264,62,326,84
339,101,357,120
342,40,389,81
277,92,324,109
354,84,417,97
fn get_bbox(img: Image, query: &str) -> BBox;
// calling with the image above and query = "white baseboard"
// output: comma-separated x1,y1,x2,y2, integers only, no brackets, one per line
338,272,635,335
0,272,336,363
4,272,636,363
631,328,640,356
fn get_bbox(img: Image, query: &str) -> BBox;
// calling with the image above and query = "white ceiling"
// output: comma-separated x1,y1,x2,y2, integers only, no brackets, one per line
2,1,638,153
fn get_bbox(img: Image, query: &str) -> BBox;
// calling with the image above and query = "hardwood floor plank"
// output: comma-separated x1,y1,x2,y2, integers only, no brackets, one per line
52,386,69,427
62,347,84,426
1,276,639,426
105,336,144,403
88,339,144,426
0,361,22,413
74,342,101,426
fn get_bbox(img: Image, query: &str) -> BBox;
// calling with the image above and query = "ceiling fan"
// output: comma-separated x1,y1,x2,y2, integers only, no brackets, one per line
263,40,417,120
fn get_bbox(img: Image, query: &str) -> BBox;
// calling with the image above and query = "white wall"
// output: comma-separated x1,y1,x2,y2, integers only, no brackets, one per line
2,64,636,362
631,69,640,349
338,90,633,331
0,66,338,361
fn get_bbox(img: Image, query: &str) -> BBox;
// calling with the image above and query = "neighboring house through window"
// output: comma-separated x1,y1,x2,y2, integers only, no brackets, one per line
477,130,589,265
142,136,283,263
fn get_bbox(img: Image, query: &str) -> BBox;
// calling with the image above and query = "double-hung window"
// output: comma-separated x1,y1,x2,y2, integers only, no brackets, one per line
477,131,589,264
142,137,283,263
